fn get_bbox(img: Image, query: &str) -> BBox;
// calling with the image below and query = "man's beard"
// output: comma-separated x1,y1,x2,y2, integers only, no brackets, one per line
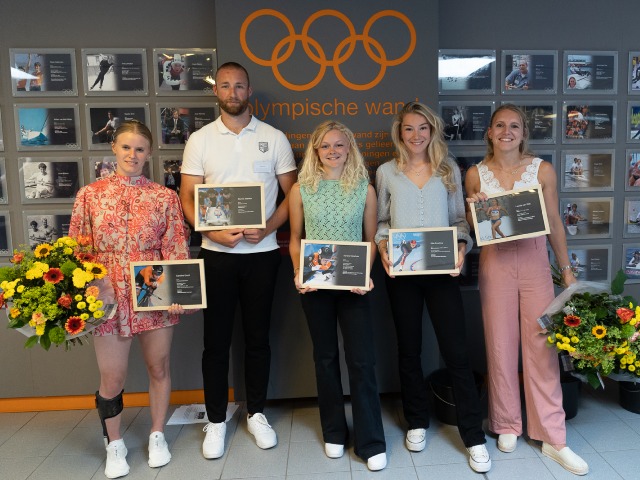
219,97,249,116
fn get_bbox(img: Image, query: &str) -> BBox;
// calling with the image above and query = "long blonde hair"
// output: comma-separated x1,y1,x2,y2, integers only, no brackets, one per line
484,104,534,159
390,101,456,192
298,120,368,193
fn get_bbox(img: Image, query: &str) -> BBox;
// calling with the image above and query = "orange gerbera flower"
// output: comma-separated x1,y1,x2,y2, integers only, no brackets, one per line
563,315,581,327
64,316,85,335
43,268,64,284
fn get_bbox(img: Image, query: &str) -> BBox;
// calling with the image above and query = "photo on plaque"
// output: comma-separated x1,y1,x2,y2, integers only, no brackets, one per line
194,183,265,231
157,104,218,148
560,151,614,192
561,196,612,239
130,259,206,311
160,156,183,193
437,49,496,95
0,109,4,151
388,227,458,275
89,156,152,183
551,245,611,283
562,102,615,143
504,101,556,143
19,158,82,204
24,211,71,250
451,150,484,188
563,51,617,94
629,53,640,94
502,50,557,93
15,104,81,151
624,198,640,237
627,102,640,142
0,212,12,256
625,150,640,191
623,243,640,283
471,185,549,246
86,104,149,149
153,49,217,95
439,102,494,144
299,240,370,291
10,48,77,96
82,49,148,96
0,159,7,204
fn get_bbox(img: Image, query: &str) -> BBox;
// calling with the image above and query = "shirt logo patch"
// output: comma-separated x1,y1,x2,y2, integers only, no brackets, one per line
258,142,269,153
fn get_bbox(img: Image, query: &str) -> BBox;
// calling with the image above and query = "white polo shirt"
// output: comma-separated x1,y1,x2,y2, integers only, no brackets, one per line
181,115,296,253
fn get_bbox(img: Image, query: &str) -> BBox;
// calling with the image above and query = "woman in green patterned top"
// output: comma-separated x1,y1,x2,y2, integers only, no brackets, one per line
289,120,386,471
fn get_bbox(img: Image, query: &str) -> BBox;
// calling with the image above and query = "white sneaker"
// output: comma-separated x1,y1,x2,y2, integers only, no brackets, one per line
367,452,387,471
405,428,426,452
498,433,518,453
202,422,226,459
324,442,344,458
247,413,277,449
105,439,130,479
148,431,171,468
467,444,491,473
542,442,589,475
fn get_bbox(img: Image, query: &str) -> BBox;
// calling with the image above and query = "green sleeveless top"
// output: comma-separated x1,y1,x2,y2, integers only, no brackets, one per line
300,179,367,242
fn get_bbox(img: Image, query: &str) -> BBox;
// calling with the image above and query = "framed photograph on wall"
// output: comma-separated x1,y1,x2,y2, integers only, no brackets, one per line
194,183,265,231
625,150,640,191
560,150,614,192
551,245,611,283
561,196,613,239
159,155,183,193
624,198,640,237
627,102,640,142
502,50,557,93
14,104,81,151
81,48,148,96
503,101,556,144
9,48,77,97
89,156,153,183
628,53,640,94
153,48,217,95
439,101,494,145
299,240,371,291
450,150,485,187
536,150,556,166
18,157,83,204
0,158,7,204
156,103,218,149
623,244,640,283
437,49,496,95
0,109,4,151
563,51,617,94
0,212,13,256
85,104,150,150
388,227,458,275
562,101,615,143
23,210,71,250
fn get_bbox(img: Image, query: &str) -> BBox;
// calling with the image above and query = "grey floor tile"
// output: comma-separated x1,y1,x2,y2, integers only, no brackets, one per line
292,398,322,416
572,418,640,452
0,425,72,458
221,443,288,478
155,445,226,479
286,472,352,480
0,411,37,428
286,441,350,476
50,426,105,456
379,404,405,437
131,405,180,426
485,457,556,480
27,453,103,480
0,456,45,480
352,466,418,479
408,423,468,467
416,462,482,480
289,412,323,443
27,409,88,428
600,449,640,480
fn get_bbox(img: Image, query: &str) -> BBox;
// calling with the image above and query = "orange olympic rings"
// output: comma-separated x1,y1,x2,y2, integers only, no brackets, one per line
240,9,416,91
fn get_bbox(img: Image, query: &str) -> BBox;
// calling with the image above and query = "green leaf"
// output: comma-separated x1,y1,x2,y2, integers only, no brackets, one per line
40,335,51,351
586,371,603,389
24,335,39,348
593,305,608,320
611,269,628,295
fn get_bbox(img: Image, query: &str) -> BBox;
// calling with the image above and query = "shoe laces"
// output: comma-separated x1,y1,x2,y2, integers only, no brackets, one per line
249,413,273,432
203,422,225,437
407,428,425,441
468,445,489,461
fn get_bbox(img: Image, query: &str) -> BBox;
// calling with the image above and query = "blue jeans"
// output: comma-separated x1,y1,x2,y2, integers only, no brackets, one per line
300,290,386,460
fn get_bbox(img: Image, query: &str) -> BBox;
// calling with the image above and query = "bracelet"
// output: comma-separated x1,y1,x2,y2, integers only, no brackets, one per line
559,265,572,272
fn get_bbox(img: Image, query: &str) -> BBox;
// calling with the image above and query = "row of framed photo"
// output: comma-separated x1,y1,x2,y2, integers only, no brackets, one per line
439,49,640,95
8,48,217,97
440,100,640,145
0,103,218,152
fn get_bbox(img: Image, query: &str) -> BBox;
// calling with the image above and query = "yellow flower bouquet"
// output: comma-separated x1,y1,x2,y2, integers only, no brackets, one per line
0,236,116,350
542,270,640,388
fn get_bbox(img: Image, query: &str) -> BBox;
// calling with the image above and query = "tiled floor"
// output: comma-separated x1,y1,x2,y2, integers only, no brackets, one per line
0,381,639,479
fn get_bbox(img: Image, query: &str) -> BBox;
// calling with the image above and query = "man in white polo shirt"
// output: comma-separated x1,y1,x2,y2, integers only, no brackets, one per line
180,62,296,460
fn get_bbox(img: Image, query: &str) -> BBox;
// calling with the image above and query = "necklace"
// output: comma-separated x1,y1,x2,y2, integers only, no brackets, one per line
407,163,429,176
497,159,523,175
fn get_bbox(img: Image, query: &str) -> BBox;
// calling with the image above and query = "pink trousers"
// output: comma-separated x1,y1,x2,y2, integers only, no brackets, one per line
479,236,566,445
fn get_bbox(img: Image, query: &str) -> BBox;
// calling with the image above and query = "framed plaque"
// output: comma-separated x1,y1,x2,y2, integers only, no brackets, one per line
471,185,550,246
388,227,458,275
563,51,617,94
502,50,557,94
551,245,611,283
23,210,71,250
437,49,496,95
625,150,640,191
561,196,613,239
299,240,371,291
503,101,556,144
629,52,640,94
0,158,7,204
130,259,206,311
560,151,614,192
627,102,640,142
624,198,640,237
439,101,495,145
194,183,265,231
15,104,81,151
88,156,153,183
153,48,217,95
18,157,83,204
156,103,218,149
82,48,148,96
10,48,77,97
623,244,640,283
0,212,12,256
85,104,150,150
159,155,183,193
562,101,615,143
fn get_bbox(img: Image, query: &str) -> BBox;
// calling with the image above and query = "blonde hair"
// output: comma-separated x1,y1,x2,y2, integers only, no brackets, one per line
485,104,534,159
112,120,153,149
298,120,368,193
390,101,456,192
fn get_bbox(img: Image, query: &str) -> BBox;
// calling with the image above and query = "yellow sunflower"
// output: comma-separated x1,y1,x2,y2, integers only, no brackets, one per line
592,325,607,339
34,243,53,258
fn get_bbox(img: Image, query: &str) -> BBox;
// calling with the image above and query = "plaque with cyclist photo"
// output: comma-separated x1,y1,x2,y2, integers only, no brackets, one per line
299,240,371,291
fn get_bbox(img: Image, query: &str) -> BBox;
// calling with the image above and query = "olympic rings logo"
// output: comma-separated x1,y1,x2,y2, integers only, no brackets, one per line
240,9,416,91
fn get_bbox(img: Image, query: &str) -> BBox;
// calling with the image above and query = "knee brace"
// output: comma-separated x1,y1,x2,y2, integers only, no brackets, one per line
95,389,124,445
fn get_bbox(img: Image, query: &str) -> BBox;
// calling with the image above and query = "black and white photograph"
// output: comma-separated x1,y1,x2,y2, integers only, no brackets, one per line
471,186,549,246
564,51,617,93
623,244,640,283
439,102,494,144
15,104,81,151
624,198,640,237
299,240,371,291
629,53,640,94
89,156,152,183
10,48,77,96
24,211,71,250
85,104,149,149
437,49,495,95
130,259,206,311
560,151,614,192
0,159,7,204
160,156,183,193
157,104,218,148
627,102,640,142
82,49,148,96
388,227,458,275
551,245,611,283
194,183,265,231
451,150,484,187
502,51,557,93
561,196,613,239
153,49,217,95
625,150,640,191
19,158,82,204
0,212,12,256
563,102,615,143
505,101,556,143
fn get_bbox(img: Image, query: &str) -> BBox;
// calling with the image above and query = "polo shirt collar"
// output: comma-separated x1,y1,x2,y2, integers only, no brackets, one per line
216,115,258,135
